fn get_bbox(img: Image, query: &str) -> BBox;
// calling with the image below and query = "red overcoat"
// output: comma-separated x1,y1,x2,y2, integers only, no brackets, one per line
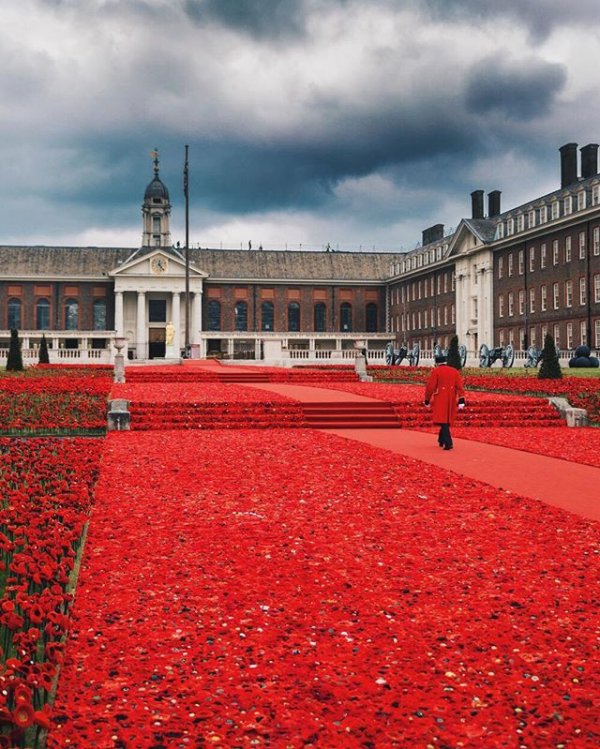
424,364,465,425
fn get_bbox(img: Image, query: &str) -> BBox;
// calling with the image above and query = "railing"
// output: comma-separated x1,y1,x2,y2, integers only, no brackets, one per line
0,348,112,365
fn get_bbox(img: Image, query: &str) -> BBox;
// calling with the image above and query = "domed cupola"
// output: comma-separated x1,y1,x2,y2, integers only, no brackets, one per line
141,149,172,248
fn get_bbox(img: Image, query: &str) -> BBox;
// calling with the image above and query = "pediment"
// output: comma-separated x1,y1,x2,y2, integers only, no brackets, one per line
447,218,495,258
109,249,208,278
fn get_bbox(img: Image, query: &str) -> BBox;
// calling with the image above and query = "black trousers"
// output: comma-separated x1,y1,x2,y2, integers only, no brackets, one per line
437,423,452,448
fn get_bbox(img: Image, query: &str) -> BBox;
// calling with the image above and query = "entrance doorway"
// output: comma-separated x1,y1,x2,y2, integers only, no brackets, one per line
149,327,166,359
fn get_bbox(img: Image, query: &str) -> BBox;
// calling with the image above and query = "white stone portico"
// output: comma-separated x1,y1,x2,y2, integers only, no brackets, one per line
110,249,206,359
448,220,494,358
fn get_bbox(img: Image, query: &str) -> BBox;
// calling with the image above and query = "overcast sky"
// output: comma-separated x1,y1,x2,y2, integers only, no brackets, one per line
2,0,600,251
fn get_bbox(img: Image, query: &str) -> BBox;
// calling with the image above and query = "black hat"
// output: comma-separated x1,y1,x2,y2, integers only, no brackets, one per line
434,354,447,364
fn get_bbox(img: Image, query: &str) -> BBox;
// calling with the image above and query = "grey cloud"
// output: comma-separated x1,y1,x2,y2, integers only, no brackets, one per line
465,57,567,121
422,0,600,41
183,0,307,38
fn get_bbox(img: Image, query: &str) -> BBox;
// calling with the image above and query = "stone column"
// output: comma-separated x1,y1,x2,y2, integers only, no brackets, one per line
192,290,203,344
115,291,124,336
171,292,181,355
136,291,146,360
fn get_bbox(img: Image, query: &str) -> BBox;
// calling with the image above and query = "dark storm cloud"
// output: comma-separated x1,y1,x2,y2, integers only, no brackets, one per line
183,0,307,38
465,57,567,121
422,0,600,40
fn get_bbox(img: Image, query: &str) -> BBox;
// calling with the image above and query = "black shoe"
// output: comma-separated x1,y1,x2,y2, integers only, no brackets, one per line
443,445,453,450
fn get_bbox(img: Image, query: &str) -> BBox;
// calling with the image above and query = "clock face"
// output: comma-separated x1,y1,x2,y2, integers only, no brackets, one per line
150,256,168,274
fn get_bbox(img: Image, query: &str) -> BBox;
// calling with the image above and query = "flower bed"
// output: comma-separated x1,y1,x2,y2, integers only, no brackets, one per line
48,430,599,748
112,382,295,403
0,438,102,746
0,374,111,434
371,367,600,423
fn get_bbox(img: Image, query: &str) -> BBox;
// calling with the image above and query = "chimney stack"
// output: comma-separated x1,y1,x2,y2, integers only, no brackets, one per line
580,143,599,180
488,190,502,218
422,223,445,247
471,189,484,219
559,143,578,188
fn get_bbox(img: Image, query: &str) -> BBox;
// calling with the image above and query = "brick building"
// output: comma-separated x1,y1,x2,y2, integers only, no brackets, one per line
1,143,599,365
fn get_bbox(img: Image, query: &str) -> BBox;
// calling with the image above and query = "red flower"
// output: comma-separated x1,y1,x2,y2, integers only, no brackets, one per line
12,701,35,728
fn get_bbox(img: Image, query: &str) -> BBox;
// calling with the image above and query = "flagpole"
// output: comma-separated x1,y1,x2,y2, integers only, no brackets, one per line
184,144,190,353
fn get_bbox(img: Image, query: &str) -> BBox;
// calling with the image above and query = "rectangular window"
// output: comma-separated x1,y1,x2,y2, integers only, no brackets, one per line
578,190,586,210
528,210,536,228
594,274,600,303
444,274,448,293
507,218,514,236
529,246,535,272
498,256,504,279
553,282,560,309
566,322,573,349
508,253,513,276
580,321,588,345
565,236,572,262
451,273,455,291
529,288,535,313
594,227,600,256
580,277,587,306
451,304,455,324
530,327,537,347
539,205,547,224
595,319,600,348
508,292,514,316
437,275,442,294
499,294,505,317
564,196,572,215
565,280,573,307
499,329,505,346
541,285,547,311
553,240,559,265
541,243,547,268
551,201,559,220
518,250,524,275
518,289,525,315
553,323,561,347
593,185,600,206
541,325,548,343
579,231,586,259
517,214,524,232
444,306,448,325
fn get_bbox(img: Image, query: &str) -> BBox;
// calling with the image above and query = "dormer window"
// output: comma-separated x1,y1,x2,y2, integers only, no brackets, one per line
516,214,524,232
496,222,505,239
528,210,536,228
563,196,572,215
593,185,600,205
506,218,514,236
551,200,560,220
577,190,587,210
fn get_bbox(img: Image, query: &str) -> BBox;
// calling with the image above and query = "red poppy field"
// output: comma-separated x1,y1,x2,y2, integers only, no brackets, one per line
1,365,599,748
47,429,599,749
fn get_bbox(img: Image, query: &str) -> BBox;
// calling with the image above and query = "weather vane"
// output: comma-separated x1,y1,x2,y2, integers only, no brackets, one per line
150,148,159,176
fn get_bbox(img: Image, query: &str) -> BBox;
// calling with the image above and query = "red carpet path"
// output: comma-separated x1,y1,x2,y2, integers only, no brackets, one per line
247,382,600,521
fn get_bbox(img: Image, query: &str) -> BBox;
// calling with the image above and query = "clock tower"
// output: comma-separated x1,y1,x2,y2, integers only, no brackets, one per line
141,149,172,248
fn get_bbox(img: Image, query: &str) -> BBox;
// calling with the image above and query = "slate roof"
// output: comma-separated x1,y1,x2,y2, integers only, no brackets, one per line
0,245,404,282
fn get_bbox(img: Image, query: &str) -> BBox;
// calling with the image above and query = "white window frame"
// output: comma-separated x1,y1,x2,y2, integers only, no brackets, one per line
565,279,573,308
580,277,587,306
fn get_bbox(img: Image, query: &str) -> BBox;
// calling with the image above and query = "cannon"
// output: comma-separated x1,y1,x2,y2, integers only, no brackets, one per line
525,343,560,367
433,343,467,368
479,343,515,368
385,342,420,366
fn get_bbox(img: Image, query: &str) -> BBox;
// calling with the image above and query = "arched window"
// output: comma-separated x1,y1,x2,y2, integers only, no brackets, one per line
261,301,274,331
287,302,300,332
65,298,79,330
93,299,107,331
208,300,221,331
366,302,378,332
7,298,22,330
340,302,352,332
235,300,248,331
36,298,50,330
314,302,326,332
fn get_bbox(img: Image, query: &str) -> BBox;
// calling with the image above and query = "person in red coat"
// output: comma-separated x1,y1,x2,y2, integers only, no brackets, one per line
423,354,466,450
